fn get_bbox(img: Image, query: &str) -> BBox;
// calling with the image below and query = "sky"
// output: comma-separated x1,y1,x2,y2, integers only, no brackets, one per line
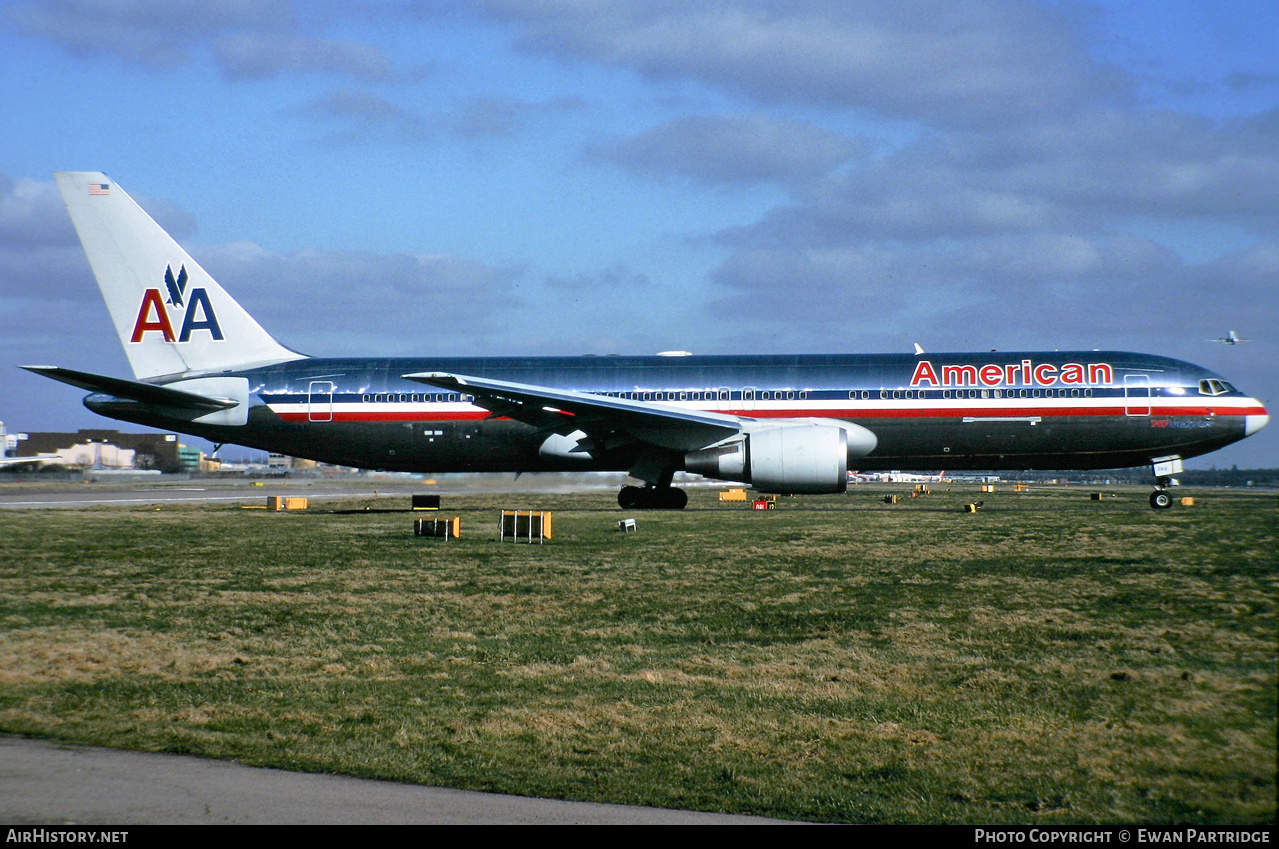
1,0,1276,468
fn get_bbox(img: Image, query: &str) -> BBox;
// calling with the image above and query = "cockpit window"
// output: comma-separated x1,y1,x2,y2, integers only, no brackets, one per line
1198,379,1235,396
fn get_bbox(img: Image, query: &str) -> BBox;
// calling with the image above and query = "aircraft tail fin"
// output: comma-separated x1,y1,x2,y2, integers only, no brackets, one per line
55,172,305,380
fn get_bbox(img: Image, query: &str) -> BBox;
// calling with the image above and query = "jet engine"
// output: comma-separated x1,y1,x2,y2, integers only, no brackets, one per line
683,421,877,493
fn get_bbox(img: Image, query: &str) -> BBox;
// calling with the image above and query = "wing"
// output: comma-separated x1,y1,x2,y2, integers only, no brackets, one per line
401,371,743,453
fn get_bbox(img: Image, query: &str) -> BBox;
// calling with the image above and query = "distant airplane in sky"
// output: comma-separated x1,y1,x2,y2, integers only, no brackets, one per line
1207,331,1251,345
23,173,1270,510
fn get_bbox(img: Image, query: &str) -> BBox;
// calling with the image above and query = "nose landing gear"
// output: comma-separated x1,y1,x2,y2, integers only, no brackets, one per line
1149,455,1183,510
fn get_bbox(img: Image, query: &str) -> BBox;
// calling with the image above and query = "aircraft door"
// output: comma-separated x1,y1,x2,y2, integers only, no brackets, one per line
308,380,334,422
1124,374,1150,417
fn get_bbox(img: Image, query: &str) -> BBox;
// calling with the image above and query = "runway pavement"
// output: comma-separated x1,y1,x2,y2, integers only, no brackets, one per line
0,473,580,506
0,474,634,509
0,737,788,825
0,484,399,509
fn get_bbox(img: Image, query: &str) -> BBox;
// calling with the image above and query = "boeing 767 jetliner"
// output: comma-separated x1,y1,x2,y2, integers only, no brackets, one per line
25,173,1269,509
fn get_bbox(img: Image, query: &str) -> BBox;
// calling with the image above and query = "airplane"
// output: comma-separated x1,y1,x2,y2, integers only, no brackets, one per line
23,172,1270,511
852,470,949,483
0,453,62,468
1208,331,1251,345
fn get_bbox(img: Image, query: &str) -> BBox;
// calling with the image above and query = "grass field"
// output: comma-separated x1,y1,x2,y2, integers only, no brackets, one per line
1,483,1275,823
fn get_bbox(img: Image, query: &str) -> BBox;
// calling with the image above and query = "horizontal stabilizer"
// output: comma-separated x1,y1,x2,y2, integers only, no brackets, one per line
22,365,238,412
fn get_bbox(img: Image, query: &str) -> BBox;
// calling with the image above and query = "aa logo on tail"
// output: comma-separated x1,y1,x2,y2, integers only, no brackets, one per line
130,265,224,343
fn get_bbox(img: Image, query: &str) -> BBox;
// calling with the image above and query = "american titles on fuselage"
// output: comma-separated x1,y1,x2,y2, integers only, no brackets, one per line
910,358,1112,389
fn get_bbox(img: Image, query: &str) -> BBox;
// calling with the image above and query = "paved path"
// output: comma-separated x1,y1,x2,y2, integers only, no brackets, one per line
0,737,787,825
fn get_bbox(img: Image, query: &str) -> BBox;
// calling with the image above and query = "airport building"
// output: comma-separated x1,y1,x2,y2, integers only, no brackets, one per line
178,444,203,473
0,421,22,458
9,428,183,473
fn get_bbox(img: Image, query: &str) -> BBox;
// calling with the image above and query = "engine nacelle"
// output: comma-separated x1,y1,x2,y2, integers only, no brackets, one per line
749,424,848,493
684,421,876,494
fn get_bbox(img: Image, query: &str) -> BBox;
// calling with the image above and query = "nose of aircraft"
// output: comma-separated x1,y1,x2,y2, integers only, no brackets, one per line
1245,409,1269,436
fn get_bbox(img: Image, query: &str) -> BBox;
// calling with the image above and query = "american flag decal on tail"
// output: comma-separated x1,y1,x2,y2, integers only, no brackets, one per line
88,183,110,196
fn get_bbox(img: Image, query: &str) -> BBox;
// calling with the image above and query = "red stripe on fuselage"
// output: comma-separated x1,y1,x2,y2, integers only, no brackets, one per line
749,405,1267,419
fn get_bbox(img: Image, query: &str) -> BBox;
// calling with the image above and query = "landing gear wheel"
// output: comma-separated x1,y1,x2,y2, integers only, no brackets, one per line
617,486,688,510
662,488,688,510
1150,490,1173,510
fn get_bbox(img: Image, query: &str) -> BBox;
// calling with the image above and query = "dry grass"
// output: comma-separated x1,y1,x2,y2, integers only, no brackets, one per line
1,483,1274,822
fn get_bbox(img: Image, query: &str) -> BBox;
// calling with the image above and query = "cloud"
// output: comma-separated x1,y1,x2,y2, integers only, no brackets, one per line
293,89,576,143
4,0,401,82
545,263,652,292
708,243,927,339
707,222,1279,364
589,114,867,186
192,241,528,356
212,32,396,81
0,175,78,251
1001,108,1279,225
1224,71,1279,93
293,88,429,140
709,106,1279,256
437,97,535,139
4,0,290,68
464,0,1122,126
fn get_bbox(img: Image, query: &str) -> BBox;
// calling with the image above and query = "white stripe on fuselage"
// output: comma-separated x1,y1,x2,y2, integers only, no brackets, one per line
263,394,1262,422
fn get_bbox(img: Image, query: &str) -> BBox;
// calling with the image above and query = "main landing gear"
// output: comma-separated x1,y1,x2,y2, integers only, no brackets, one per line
617,485,688,510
